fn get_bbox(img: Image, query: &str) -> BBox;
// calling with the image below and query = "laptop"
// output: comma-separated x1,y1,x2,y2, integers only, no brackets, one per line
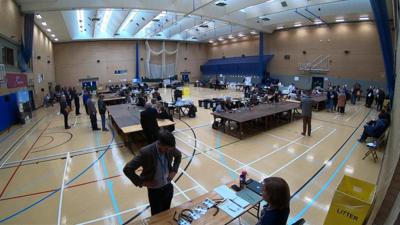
246,179,263,196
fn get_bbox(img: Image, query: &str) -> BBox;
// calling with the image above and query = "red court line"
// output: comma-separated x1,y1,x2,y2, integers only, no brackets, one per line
0,122,51,199
0,175,121,202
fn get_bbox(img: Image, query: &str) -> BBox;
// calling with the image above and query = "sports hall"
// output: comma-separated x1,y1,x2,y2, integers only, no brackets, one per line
0,0,399,224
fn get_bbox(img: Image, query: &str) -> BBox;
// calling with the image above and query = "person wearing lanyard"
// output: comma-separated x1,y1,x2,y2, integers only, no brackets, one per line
123,130,182,215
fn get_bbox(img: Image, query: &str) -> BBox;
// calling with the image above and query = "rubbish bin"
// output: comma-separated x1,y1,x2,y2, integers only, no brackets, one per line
324,175,376,225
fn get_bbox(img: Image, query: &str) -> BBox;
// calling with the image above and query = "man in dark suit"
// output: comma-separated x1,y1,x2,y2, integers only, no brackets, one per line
141,102,159,142
98,95,109,131
72,87,80,115
87,95,100,131
60,95,70,129
123,130,182,215
300,90,314,136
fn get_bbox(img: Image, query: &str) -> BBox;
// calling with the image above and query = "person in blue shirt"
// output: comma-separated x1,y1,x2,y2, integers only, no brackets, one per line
358,111,390,142
257,177,290,225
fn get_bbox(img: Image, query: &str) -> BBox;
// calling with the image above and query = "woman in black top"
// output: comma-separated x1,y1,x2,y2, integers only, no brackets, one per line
256,177,290,225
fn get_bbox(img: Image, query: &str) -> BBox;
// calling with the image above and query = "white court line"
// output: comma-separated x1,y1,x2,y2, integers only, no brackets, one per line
235,126,323,172
345,106,362,122
74,115,78,127
2,142,123,168
175,131,268,178
333,114,341,119
269,128,337,177
0,118,45,169
178,167,208,193
175,137,241,177
265,133,311,148
175,123,210,132
57,152,70,225
77,185,201,225
172,181,190,201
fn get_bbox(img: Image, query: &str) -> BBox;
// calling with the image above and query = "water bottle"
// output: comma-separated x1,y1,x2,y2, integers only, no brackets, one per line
239,170,247,189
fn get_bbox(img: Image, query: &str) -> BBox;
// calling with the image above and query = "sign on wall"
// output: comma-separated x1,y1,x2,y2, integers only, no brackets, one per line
37,73,44,83
114,69,128,76
6,73,28,88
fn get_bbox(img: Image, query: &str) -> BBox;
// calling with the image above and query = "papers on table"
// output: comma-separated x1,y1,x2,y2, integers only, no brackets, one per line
214,185,258,218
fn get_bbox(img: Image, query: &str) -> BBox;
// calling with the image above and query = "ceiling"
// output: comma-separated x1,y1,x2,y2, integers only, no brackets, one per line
14,0,374,43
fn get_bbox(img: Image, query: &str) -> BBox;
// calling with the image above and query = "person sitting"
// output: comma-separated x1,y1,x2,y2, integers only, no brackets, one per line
158,106,174,132
358,113,390,142
137,93,147,107
215,101,227,113
256,177,290,225
225,98,233,110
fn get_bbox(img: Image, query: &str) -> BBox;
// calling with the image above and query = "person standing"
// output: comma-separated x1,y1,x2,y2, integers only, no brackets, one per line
365,86,374,108
337,90,347,114
332,87,338,111
98,95,109,131
140,103,160,143
87,95,100,131
376,89,385,111
82,88,90,115
123,130,182,216
60,95,71,129
326,87,334,112
65,87,72,108
300,90,314,136
72,87,81,115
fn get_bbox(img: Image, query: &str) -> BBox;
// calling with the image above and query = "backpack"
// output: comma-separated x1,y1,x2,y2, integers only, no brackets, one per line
188,105,197,118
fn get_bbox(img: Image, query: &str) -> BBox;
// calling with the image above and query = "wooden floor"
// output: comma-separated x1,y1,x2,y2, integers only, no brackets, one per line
0,85,383,225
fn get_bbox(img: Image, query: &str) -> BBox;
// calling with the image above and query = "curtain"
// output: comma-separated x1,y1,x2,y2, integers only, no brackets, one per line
18,14,34,72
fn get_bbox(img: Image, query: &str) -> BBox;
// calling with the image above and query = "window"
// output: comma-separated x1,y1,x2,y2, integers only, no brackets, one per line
2,47,15,66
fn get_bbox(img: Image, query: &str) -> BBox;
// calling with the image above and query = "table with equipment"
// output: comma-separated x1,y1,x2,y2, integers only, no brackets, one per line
212,101,299,139
107,104,175,148
142,180,263,225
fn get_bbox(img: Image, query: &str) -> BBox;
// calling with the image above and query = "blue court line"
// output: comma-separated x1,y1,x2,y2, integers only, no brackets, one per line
0,129,116,223
215,133,238,180
288,141,360,224
97,132,123,224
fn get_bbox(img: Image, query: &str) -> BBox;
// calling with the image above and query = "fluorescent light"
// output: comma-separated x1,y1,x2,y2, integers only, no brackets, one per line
250,30,258,35
294,23,302,27
228,35,234,39
359,16,369,21
77,9,84,32
36,14,42,19
218,37,224,41
46,28,51,32
277,25,284,29
51,34,55,37
335,18,345,22
54,38,59,41
42,22,47,26
100,9,113,32
238,33,245,37
209,40,214,43
240,9,246,13
119,10,137,31
314,20,322,25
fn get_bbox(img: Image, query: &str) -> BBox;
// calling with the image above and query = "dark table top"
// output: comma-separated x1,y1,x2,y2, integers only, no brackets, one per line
212,101,299,123
107,104,142,128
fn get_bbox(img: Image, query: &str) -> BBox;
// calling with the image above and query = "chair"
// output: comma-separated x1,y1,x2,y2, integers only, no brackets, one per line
362,129,388,162
291,218,305,225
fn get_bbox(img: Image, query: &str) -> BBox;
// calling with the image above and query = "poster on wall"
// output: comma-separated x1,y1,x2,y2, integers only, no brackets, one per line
37,73,44,83
0,64,6,88
6,73,28,88
114,69,128,76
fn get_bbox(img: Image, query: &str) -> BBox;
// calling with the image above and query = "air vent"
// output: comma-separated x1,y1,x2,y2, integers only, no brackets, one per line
152,19,160,22
90,17,101,22
156,33,162,36
114,33,120,36
215,1,227,6
281,1,288,7
192,37,198,39
199,24,209,28
262,17,270,21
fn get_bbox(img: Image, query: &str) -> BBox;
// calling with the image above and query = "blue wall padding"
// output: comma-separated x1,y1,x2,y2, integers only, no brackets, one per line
200,55,274,76
0,93,19,132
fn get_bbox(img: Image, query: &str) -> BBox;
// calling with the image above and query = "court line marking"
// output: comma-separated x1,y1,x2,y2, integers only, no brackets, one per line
57,152,70,225
0,128,116,223
289,141,360,224
175,123,210,132
74,115,78,127
77,185,202,225
269,129,337,177
234,126,323,172
2,142,123,169
0,115,46,164
345,106,363,122
0,122,51,199
177,168,208,193
265,133,311,148
172,181,190,201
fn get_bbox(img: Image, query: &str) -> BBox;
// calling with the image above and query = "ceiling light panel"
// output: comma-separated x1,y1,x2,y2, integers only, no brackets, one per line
100,9,113,33
119,10,138,32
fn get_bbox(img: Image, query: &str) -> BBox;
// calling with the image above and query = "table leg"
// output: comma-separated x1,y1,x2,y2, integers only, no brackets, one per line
239,123,243,139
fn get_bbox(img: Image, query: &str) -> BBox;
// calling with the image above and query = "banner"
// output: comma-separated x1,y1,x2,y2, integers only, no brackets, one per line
6,73,28,88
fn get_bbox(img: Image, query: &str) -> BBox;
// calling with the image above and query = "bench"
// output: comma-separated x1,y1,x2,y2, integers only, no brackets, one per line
362,129,389,162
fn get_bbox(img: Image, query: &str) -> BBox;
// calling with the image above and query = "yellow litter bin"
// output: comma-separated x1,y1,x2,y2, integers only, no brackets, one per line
182,87,190,98
324,175,376,225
